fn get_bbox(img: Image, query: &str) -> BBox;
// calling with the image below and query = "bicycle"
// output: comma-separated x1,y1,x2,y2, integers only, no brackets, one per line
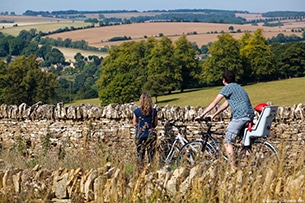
178,117,227,168
178,105,279,171
157,121,190,166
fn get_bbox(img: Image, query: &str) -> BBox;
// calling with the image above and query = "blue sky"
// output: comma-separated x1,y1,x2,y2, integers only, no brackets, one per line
1,0,305,15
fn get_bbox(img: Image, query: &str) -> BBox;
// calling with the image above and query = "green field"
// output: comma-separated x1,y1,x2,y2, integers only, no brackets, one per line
71,77,305,107
1,22,91,36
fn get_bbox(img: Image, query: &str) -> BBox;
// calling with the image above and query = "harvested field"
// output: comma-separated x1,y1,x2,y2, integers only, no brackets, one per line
1,14,304,53
46,21,305,48
56,47,108,61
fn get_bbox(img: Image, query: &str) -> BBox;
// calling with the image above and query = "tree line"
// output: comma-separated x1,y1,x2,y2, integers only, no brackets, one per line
0,31,102,105
0,28,305,106
97,29,305,105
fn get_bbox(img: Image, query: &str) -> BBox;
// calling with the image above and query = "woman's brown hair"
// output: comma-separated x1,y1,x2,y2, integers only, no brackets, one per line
139,92,153,116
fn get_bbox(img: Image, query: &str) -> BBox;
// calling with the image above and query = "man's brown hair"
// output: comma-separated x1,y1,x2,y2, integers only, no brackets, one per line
222,70,236,83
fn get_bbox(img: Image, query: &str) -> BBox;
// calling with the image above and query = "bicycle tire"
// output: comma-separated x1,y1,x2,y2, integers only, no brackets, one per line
178,140,218,167
158,142,180,166
236,140,279,170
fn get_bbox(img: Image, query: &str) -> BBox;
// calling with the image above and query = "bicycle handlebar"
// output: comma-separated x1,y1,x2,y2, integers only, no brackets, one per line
195,116,212,125
196,116,225,136
202,117,212,122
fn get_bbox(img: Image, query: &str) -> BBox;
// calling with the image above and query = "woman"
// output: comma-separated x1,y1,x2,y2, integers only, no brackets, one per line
133,92,158,168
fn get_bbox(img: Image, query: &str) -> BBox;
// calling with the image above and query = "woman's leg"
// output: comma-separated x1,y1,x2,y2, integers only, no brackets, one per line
147,135,157,163
136,138,146,166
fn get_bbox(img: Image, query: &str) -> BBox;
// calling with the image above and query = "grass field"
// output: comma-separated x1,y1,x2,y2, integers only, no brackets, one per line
55,47,108,61
71,77,305,107
0,15,91,37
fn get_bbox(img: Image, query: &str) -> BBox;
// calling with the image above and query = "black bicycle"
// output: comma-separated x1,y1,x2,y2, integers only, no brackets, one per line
178,110,279,171
178,117,227,168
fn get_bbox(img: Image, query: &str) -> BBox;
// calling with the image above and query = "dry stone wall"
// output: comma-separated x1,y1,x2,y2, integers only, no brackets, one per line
0,102,305,201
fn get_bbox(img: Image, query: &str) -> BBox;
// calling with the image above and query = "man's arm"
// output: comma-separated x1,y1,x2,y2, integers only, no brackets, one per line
210,100,229,119
197,94,225,119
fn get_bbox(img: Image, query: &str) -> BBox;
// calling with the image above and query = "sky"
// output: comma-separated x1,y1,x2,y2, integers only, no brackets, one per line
1,0,305,15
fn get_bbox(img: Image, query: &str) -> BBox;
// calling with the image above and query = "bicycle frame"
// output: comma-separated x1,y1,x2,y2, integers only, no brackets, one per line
162,123,189,164
197,118,225,154
164,133,187,161
179,118,226,164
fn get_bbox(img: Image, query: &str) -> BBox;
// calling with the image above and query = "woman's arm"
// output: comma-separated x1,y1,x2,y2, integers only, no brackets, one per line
133,113,137,127
154,113,158,127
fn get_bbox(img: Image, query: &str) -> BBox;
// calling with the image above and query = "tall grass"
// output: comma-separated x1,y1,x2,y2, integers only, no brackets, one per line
1,134,304,202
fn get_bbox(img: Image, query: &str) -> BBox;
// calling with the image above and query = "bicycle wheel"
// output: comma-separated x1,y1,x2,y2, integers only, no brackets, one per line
158,142,180,166
236,140,279,170
178,140,218,167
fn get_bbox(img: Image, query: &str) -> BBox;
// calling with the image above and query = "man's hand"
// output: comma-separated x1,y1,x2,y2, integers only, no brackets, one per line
194,115,202,121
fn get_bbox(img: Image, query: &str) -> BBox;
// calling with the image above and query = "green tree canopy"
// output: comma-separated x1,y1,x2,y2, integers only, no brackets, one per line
97,36,201,105
240,29,276,82
202,33,243,85
173,35,200,91
145,36,177,96
0,54,58,105
277,42,305,78
97,41,147,105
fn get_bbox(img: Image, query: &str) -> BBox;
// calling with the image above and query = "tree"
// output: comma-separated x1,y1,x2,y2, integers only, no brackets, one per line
21,41,39,56
277,42,305,78
142,74,169,103
240,29,276,82
0,55,58,105
96,36,202,105
36,44,52,58
99,73,138,104
0,35,10,57
202,33,243,85
74,63,99,99
97,41,147,105
0,60,7,103
145,36,176,96
54,77,72,103
44,48,65,65
18,29,37,41
173,35,200,91
9,38,26,55
74,52,86,70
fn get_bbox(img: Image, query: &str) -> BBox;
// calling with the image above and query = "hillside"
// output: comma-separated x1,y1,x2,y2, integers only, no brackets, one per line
72,77,305,108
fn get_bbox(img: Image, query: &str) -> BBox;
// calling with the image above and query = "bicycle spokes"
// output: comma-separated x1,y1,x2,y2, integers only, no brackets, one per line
236,141,279,171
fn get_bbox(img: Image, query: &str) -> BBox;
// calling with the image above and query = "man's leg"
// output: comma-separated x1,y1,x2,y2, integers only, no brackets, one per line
224,143,237,170
225,118,250,171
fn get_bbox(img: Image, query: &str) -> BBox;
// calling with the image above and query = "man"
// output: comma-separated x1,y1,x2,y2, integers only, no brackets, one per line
195,70,254,171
